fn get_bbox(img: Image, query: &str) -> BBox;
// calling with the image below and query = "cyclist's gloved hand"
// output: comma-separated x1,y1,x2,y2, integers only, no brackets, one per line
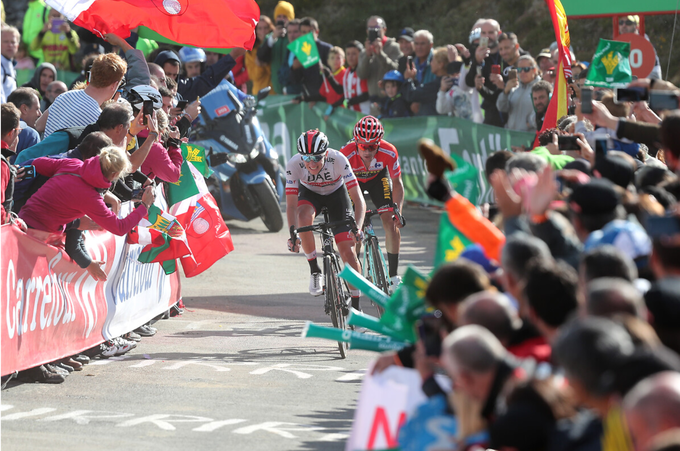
288,225,301,253
353,229,364,243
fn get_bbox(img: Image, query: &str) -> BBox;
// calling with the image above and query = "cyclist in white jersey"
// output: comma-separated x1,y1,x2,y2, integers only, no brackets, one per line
286,130,366,307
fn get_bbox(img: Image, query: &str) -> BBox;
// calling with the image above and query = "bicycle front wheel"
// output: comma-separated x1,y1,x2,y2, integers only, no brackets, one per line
325,256,349,359
367,237,390,316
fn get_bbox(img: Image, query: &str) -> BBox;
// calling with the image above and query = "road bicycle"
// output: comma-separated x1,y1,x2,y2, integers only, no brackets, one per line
360,203,405,317
295,208,357,359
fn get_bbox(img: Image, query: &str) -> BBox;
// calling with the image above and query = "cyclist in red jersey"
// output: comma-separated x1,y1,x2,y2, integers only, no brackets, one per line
339,115,405,289
286,130,366,308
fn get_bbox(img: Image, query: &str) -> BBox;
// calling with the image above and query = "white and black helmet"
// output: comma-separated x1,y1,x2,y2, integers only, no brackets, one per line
297,130,329,156
125,85,163,111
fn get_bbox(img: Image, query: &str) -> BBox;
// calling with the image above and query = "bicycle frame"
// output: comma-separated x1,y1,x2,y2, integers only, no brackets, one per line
295,208,356,358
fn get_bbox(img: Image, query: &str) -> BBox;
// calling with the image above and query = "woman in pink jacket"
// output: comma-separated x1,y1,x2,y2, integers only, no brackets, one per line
19,146,155,277
138,109,183,183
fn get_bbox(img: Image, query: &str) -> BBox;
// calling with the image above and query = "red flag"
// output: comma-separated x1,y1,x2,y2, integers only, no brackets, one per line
179,192,234,277
45,0,259,49
536,0,572,144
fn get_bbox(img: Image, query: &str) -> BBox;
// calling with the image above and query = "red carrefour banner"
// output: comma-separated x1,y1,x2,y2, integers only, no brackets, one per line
1,224,181,376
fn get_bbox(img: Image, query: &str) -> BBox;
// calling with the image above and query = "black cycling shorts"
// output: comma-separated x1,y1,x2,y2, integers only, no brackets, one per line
359,167,393,208
297,184,354,242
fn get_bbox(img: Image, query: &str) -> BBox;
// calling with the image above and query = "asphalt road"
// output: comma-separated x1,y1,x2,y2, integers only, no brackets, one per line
1,203,440,451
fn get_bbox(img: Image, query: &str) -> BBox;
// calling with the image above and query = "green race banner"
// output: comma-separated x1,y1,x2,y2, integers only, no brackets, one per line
585,39,632,88
257,96,535,206
287,33,320,68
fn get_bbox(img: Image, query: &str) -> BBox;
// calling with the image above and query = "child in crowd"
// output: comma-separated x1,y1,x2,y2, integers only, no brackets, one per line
378,70,410,118
319,46,346,107
436,60,473,120
15,42,35,70
30,8,80,71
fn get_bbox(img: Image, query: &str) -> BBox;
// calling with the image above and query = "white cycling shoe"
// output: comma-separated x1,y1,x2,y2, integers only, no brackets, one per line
309,272,323,296
389,275,402,294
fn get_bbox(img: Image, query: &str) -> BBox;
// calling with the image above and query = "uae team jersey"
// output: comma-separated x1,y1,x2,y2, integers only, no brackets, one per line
286,149,358,196
339,140,402,184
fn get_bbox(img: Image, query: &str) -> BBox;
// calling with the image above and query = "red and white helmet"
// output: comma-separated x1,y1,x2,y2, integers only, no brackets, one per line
353,115,384,144
297,129,329,155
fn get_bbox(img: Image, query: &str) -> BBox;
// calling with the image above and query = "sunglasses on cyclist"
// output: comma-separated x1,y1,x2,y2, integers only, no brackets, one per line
619,19,636,26
517,66,535,73
357,142,379,151
301,153,325,163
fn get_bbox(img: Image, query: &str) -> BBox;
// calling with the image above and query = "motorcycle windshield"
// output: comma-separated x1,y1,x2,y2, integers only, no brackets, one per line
198,80,247,124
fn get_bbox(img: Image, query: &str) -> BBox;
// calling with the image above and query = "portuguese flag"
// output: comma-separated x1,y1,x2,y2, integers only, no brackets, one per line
44,0,259,49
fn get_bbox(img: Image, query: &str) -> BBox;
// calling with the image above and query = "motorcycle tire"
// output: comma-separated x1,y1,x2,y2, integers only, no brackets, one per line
251,181,284,232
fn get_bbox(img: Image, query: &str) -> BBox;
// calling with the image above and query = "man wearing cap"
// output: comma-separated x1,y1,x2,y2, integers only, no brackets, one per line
396,27,415,74
619,15,662,80
356,16,402,115
536,48,553,74
257,1,295,95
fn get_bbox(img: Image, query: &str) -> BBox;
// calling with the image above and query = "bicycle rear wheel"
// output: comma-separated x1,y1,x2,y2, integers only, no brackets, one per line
325,256,349,358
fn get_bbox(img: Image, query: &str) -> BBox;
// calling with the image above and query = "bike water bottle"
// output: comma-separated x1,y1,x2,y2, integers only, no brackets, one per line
445,192,505,262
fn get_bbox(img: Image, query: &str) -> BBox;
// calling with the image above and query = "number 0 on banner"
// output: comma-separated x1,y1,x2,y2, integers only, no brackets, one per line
615,33,657,79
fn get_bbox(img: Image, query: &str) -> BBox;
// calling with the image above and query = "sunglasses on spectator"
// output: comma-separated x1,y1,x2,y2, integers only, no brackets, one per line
619,19,636,26
301,153,325,163
517,66,535,73
357,142,379,151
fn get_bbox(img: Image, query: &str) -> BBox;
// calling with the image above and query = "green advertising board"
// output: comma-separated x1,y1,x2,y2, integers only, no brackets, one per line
256,96,535,206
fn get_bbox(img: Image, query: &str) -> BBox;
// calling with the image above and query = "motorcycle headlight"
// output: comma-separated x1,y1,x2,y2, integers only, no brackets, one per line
227,153,247,164
249,148,259,159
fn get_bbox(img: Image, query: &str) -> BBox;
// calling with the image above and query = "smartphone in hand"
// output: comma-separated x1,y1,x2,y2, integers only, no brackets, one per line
558,135,580,151
581,87,594,114
142,100,153,125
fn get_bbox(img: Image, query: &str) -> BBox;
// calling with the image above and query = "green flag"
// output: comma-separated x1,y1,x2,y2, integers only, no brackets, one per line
434,210,473,268
585,39,632,88
287,32,320,68
445,153,479,203
167,161,200,206
182,143,213,178
379,267,430,343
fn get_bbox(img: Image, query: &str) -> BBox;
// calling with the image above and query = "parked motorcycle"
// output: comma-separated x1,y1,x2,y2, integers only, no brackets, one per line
190,80,284,232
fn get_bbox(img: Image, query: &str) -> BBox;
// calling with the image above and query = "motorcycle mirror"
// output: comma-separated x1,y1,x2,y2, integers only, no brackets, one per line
209,152,230,167
257,87,271,101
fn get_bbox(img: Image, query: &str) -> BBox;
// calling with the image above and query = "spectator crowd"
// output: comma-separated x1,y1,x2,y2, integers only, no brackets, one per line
2,3,680,451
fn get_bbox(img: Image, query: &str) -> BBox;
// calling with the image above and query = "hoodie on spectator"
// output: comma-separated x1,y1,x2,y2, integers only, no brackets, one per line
22,62,56,97
19,156,147,235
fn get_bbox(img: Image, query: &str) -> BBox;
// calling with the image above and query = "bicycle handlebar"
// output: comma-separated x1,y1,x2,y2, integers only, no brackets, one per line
364,203,406,228
296,216,358,235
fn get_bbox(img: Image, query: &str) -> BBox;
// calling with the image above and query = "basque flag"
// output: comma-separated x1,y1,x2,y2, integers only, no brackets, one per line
45,0,259,49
